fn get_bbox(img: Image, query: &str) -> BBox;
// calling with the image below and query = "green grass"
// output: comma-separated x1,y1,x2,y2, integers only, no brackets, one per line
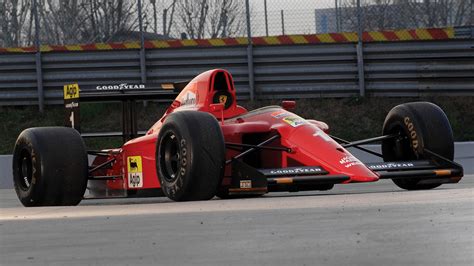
1,96,472,154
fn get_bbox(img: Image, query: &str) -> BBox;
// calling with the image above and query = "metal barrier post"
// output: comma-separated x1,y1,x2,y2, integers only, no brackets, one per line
281,10,285,35
471,1,473,38
138,0,147,84
335,0,340,32
245,0,255,101
33,0,44,112
264,0,269,36
356,0,365,97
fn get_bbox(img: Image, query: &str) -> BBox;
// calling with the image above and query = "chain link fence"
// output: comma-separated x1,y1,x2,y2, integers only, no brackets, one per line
251,0,473,36
342,0,473,32
1,0,472,47
250,0,333,37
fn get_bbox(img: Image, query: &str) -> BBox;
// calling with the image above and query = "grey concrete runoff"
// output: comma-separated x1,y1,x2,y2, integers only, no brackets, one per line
1,142,473,189
1,176,473,266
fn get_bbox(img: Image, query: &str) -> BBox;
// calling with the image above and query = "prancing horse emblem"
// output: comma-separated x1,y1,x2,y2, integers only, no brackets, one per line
219,95,227,104
129,158,138,171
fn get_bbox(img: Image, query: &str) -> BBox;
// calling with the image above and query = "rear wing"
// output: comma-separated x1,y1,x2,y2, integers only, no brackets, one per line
63,82,185,142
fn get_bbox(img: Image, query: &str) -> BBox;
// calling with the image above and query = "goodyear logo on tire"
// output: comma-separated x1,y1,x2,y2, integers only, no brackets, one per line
127,156,143,188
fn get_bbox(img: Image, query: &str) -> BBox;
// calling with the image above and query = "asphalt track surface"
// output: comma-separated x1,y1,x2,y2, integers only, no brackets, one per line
0,175,473,266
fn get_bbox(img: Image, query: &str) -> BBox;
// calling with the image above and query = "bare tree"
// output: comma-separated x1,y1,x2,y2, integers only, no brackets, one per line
175,0,246,39
32,0,139,45
162,0,177,37
148,0,177,36
175,0,208,39
206,0,245,38
150,0,158,33
364,0,401,30
407,0,472,28
36,0,86,44
339,0,471,32
78,0,138,43
1,0,248,46
0,0,32,47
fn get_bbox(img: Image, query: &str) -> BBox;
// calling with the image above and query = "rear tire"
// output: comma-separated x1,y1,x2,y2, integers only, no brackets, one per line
12,127,88,206
381,102,454,190
156,111,225,201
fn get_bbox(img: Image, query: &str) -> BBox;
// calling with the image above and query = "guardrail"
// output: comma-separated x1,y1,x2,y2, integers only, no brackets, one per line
455,26,474,39
0,28,473,107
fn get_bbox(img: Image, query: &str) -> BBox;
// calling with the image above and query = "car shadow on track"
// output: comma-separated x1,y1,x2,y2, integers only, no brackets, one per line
80,185,466,206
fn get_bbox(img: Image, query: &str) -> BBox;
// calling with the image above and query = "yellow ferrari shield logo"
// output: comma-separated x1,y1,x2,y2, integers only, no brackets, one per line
219,95,227,104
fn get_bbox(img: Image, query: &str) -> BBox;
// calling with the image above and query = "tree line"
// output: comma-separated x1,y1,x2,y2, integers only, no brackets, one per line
1,0,472,47
0,0,246,47
340,0,472,32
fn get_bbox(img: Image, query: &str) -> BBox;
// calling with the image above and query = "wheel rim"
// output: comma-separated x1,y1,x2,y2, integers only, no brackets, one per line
18,149,33,190
160,132,181,182
397,126,417,160
384,125,416,161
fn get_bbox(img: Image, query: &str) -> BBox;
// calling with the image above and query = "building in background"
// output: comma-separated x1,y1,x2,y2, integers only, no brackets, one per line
315,1,472,34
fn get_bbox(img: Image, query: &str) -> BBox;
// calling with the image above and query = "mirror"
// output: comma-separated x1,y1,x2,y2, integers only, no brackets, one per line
281,100,296,110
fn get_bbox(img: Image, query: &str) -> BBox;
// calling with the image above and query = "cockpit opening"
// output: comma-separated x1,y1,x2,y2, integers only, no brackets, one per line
212,71,234,109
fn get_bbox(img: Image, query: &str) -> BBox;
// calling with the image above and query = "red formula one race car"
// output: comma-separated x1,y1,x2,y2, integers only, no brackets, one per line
12,69,464,206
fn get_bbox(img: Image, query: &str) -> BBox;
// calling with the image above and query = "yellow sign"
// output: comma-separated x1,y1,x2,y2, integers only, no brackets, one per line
63,84,80,99
127,156,143,173
219,95,227,104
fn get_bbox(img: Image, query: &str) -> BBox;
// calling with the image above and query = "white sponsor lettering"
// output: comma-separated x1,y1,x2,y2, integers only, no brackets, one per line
65,102,79,108
368,162,415,170
96,83,145,90
339,155,363,168
269,167,322,175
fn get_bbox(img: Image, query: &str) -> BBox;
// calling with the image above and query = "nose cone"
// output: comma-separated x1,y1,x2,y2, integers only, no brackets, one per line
284,125,379,183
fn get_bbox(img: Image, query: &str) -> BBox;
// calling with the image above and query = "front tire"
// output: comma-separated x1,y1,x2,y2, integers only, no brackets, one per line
382,102,454,190
156,111,225,201
12,127,88,206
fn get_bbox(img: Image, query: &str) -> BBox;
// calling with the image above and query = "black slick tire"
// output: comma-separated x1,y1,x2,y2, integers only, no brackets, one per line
156,111,225,201
12,127,88,206
381,102,454,190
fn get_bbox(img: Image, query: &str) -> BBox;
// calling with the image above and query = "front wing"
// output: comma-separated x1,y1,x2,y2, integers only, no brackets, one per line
227,158,463,195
